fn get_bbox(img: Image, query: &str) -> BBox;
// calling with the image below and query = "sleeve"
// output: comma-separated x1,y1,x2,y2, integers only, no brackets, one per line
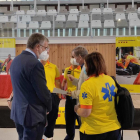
30,62,52,112
55,66,60,80
1,58,8,66
79,83,93,109
72,78,79,86
116,61,124,69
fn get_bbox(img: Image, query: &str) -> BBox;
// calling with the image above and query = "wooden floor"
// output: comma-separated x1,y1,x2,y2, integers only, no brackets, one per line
0,94,140,108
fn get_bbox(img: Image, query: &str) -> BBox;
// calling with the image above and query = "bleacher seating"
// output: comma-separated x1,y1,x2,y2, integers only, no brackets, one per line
47,9,57,15
16,10,25,15
116,13,126,21
128,13,139,20
26,10,36,16
0,16,8,23
69,9,79,15
0,6,140,37
115,8,124,13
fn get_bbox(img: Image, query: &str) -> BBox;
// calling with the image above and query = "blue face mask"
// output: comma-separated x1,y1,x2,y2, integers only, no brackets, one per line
83,66,87,75
38,59,41,62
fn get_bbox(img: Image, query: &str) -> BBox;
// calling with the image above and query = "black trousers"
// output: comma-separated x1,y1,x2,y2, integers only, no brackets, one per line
15,122,45,140
80,129,121,140
44,93,60,138
64,96,81,140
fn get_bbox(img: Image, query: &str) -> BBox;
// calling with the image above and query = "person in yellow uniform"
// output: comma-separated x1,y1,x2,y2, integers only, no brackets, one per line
124,53,140,74
74,52,121,140
40,45,61,140
116,56,125,69
62,56,81,140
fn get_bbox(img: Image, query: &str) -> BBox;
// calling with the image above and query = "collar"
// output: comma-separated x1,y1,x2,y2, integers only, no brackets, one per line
86,73,104,81
25,48,37,58
69,65,73,70
69,65,81,70
44,60,50,67
77,65,81,70
47,61,50,64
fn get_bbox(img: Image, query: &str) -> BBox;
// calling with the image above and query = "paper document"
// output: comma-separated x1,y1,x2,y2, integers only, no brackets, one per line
53,88,67,95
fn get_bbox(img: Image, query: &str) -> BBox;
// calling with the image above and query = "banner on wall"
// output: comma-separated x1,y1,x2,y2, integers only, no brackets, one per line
0,38,15,74
116,36,140,47
116,36,140,93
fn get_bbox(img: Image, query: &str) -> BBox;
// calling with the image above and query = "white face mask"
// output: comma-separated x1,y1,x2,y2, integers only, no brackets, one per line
39,50,49,61
70,58,79,65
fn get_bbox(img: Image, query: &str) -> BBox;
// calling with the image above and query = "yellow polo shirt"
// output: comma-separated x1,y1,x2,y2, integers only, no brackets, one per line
79,74,121,135
44,61,60,93
64,65,81,92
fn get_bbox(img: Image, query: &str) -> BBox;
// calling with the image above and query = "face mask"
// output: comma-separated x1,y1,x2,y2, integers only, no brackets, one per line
39,50,49,61
70,58,79,65
83,66,87,75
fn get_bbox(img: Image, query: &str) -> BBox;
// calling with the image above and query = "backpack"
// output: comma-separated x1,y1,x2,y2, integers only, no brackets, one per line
111,76,135,129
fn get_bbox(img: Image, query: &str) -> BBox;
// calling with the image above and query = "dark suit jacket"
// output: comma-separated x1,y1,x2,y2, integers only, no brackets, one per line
10,50,52,127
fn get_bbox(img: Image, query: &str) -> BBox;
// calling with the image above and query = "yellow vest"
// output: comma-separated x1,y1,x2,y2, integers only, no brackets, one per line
44,61,60,93
64,65,81,92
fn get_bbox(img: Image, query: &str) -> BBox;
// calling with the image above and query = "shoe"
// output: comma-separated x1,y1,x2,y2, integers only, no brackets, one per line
42,135,47,140
47,137,53,140
138,129,140,140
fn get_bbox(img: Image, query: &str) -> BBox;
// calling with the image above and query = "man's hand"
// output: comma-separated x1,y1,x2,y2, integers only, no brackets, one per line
67,74,75,81
66,91,72,96
57,93,62,100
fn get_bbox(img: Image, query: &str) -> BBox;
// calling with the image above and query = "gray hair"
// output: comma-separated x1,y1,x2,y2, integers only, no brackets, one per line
27,33,49,49
72,46,88,58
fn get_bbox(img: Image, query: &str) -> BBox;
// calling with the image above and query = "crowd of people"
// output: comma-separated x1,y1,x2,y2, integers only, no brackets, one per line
9,33,121,140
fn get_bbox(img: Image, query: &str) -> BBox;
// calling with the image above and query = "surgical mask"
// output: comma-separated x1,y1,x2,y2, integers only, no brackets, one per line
39,50,49,61
83,66,87,75
70,58,79,65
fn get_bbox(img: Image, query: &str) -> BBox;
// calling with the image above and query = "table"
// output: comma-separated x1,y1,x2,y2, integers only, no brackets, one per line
0,75,12,98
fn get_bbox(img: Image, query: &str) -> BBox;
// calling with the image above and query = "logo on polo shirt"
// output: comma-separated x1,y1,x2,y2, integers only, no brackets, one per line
82,92,87,99
101,83,116,102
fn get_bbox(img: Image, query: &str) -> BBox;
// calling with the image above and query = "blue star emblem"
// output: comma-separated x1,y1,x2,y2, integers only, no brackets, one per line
82,92,87,99
101,83,116,102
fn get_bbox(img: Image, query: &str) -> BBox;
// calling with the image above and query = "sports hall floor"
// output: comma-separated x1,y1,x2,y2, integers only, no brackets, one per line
0,95,140,140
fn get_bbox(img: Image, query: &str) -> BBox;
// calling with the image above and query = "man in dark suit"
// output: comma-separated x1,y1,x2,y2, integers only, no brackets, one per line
10,33,52,140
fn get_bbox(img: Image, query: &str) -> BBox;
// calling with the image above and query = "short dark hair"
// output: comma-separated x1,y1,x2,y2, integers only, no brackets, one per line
72,46,88,58
27,33,49,49
85,52,107,77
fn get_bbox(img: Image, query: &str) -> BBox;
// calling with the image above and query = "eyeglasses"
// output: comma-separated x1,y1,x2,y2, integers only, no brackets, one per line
39,44,49,51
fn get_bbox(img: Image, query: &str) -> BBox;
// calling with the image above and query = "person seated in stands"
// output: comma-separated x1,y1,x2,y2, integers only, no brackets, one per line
62,55,81,140
124,53,140,74
74,52,121,140
116,55,125,69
